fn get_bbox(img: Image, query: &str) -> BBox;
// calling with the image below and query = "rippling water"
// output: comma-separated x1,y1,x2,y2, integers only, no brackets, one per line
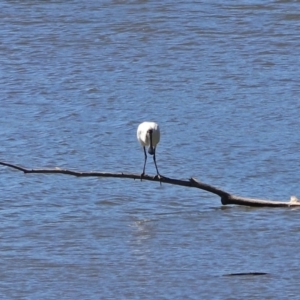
1,1,300,299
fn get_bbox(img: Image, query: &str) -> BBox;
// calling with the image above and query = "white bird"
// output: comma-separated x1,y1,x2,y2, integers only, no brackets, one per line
137,121,161,177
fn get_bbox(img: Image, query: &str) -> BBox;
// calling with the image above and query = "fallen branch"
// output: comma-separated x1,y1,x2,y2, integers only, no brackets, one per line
1,160,299,207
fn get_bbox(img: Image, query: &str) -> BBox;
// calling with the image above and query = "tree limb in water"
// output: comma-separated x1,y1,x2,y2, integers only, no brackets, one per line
0,160,299,208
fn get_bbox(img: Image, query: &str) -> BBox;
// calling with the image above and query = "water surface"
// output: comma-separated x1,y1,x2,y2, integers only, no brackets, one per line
1,1,300,299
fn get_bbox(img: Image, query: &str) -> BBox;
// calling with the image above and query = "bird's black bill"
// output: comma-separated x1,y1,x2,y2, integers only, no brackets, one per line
142,146,147,177
148,130,154,155
148,146,154,155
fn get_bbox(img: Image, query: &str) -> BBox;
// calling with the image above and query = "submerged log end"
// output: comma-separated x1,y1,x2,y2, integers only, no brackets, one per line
220,194,300,207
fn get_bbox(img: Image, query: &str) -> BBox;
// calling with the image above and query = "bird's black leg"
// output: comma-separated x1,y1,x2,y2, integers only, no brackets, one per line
153,148,162,186
141,146,147,180
153,148,161,178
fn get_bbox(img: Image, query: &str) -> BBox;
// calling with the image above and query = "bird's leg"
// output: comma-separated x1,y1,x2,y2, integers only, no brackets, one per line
141,146,147,180
153,148,161,178
148,131,162,184
153,149,162,186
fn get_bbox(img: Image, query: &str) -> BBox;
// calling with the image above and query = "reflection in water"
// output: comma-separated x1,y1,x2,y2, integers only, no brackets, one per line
129,219,156,261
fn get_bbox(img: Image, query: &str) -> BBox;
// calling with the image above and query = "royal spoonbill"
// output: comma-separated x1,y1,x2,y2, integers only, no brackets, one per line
137,121,161,177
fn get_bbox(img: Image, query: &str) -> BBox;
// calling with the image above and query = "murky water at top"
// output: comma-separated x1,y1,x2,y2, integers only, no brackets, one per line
1,1,300,299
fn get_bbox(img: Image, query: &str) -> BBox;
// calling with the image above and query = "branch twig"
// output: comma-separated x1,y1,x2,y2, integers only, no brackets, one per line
1,160,299,207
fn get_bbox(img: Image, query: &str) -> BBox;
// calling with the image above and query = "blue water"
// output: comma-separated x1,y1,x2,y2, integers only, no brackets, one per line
1,1,300,299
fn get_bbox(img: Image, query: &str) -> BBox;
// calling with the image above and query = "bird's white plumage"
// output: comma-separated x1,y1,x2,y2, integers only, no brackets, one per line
137,122,160,147
137,121,161,176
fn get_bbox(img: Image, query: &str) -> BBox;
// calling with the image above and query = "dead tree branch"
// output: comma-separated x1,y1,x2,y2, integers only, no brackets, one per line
0,160,299,208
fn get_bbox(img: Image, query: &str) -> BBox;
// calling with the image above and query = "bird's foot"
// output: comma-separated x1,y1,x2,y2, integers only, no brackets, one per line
154,174,163,185
140,172,145,181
